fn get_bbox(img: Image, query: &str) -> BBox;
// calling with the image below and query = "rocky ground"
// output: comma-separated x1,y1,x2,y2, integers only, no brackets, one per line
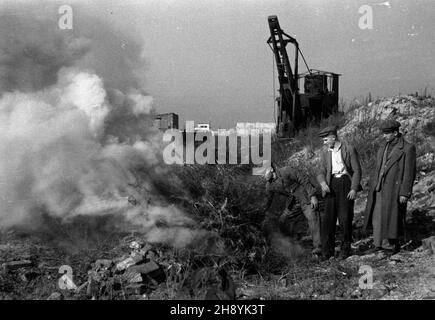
238,238,435,300
2,229,434,300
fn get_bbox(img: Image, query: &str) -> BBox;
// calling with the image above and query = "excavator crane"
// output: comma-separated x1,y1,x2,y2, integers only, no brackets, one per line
267,15,340,138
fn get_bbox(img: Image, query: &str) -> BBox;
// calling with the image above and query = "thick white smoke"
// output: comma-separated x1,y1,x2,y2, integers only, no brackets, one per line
0,2,199,248
0,67,153,226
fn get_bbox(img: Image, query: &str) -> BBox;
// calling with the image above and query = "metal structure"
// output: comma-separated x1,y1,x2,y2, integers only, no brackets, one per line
267,15,340,138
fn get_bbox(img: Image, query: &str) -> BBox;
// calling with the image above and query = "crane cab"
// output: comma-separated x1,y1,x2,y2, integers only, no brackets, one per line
299,70,340,125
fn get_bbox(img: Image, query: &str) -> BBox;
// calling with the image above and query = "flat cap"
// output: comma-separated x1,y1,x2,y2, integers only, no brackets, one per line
318,125,338,137
380,119,401,133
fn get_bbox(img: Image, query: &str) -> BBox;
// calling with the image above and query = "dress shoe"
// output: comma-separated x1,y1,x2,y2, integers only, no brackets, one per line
338,243,351,260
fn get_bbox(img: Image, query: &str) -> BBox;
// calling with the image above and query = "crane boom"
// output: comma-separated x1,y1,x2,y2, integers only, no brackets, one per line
267,15,300,138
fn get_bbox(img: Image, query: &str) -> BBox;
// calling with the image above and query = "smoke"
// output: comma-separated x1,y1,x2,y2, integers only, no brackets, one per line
0,2,198,248
269,233,305,261
0,13,90,92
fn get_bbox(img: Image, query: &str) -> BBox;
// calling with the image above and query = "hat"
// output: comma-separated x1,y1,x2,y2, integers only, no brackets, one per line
380,119,401,133
318,126,338,138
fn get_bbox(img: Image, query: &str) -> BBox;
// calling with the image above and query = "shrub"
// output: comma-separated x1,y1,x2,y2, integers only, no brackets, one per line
423,118,435,137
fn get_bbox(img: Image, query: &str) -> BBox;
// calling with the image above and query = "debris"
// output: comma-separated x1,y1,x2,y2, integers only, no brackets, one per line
76,281,89,293
2,260,33,272
400,240,413,249
19,271,38,282
127,261,160,275
86,277,100,299
390,253,406,262
346,253,378,262
125,283,147,295
116,253,145,271
129,241,142,250
346,255,361,262
205,287,232,300
122,270,143,283
95,259,113,269
422,236,435,255
370,282,389,299
47,292,63,300
350,289,362,299
127,195,138,206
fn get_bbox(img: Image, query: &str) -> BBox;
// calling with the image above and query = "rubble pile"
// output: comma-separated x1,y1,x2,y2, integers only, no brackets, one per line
50,239,236,300
81,241,166,299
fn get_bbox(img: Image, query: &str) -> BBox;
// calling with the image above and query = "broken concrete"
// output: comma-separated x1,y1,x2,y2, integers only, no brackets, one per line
2,260,33,273
127,261,160,275
116,254,145,271
422,236,435,255
122,270,143,283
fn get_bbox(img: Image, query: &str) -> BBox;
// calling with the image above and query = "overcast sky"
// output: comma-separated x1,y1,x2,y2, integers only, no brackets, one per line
2,0,435,128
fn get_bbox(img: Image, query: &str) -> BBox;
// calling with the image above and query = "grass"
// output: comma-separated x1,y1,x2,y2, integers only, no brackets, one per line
423,118,435,137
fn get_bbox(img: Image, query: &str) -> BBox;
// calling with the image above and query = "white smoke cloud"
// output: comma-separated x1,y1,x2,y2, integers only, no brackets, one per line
0,65,194,246
128,91,154,116
0,3,204,250
57,68,109,135
0,68,114,223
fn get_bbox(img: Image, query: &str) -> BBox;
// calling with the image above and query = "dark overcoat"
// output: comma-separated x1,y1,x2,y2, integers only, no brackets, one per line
363,136,416,238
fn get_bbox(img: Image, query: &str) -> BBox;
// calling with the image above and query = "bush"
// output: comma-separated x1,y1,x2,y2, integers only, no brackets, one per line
171,164,269,272
423,118,435,137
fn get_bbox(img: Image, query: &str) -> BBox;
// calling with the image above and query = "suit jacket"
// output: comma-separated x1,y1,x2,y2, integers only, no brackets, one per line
265,166,317,210
316,141,362,192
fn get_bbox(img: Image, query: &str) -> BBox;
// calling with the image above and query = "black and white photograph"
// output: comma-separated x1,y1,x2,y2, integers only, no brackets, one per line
0,0,434,307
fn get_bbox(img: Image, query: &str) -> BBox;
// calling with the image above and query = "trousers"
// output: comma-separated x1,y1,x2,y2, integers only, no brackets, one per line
301,204,321,249
279,202,321,249
321,175,354,256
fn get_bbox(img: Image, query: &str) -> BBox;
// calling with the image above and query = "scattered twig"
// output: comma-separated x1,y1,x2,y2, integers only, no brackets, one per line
401,240,413,249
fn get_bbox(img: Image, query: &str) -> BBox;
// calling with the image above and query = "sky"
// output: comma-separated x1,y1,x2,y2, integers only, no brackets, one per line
2,0,435,129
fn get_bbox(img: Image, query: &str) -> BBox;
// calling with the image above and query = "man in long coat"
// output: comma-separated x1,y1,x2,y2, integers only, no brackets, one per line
363,120,416,254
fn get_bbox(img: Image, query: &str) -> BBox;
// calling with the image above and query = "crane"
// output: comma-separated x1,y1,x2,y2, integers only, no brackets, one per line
267,15,340,138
